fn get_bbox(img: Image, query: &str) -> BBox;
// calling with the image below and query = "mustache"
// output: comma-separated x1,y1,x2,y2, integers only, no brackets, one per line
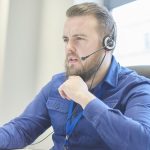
66,53,79,58
66,53,81,61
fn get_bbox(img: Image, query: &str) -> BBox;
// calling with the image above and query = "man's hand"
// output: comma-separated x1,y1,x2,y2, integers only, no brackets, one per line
58,76,96,108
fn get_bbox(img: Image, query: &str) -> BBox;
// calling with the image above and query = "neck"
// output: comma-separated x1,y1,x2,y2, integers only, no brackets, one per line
86,54,112,90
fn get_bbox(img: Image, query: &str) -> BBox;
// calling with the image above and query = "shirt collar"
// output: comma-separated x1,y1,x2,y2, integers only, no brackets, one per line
103,56,120,88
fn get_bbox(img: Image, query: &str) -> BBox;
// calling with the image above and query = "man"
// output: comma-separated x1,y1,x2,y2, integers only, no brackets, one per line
0,2,150,150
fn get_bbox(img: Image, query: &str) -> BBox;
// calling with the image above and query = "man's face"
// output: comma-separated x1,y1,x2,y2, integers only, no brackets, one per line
63,15,104,81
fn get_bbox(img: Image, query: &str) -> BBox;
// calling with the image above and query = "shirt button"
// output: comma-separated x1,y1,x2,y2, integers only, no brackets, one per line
55,103,60,109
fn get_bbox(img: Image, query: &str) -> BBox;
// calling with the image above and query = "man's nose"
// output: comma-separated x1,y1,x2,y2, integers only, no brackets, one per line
65,40,76,53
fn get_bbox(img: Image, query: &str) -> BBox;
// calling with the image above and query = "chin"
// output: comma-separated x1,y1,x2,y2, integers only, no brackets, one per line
66,67,82,77
65,61,83,77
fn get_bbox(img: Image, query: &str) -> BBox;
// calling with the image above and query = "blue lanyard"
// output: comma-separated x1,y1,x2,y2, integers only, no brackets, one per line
64,100,83,148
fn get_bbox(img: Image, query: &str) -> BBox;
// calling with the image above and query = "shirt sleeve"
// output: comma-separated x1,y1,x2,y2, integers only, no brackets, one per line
0,83,51,149
83,84,150,150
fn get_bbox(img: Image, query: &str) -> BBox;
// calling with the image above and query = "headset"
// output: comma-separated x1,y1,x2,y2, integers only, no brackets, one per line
80,24,116,90
81,24,116,61
102,31,116,51
103,23,116,51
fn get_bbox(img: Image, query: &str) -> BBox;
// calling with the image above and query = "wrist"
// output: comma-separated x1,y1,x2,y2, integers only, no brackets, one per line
79,92,96,109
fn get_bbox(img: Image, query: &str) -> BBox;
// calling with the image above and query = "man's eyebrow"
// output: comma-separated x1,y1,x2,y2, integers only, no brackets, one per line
62,34,87,39
72,34,87,37
62,35,68,39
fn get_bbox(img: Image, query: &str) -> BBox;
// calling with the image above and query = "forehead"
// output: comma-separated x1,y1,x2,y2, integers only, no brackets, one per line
63,15,99,36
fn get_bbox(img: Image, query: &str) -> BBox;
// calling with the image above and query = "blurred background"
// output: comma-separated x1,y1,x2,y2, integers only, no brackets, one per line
0,0,150,149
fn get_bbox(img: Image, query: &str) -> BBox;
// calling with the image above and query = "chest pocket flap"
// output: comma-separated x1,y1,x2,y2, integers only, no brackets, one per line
46,97,69,113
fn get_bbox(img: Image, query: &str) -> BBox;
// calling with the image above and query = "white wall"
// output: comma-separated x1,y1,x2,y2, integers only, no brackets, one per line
0,0,9,104
36,0,72,89
74,0,103,5
0,0,42,124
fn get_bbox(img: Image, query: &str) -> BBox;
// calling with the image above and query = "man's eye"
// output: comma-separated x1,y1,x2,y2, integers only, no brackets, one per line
76,37,84,40
63,38,68,43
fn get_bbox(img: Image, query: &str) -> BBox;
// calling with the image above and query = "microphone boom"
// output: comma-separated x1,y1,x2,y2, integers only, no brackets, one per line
81,47,105,60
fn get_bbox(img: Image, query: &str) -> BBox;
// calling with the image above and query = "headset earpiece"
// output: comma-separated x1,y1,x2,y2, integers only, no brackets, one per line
103,36,116,51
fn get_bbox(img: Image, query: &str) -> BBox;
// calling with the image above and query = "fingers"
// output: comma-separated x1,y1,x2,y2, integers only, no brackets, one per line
58,85,70,100
58,76,86,101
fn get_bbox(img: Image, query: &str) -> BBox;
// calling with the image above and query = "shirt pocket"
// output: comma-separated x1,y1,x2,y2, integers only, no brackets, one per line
46,97,70,134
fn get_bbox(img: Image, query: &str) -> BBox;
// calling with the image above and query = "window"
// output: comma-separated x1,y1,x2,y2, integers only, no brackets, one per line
112,0,150,66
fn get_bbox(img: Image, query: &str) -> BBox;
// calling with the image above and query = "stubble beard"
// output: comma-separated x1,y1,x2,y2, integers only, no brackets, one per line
65,56,99,82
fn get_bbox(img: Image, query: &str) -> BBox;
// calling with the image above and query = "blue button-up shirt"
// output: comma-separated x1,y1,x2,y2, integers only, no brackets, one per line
1,56,150,150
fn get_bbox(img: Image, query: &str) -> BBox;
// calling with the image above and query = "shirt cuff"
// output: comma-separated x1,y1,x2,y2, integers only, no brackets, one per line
83,98,109,125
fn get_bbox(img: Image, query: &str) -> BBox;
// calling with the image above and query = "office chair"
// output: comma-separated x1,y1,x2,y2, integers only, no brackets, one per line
127,65,150,79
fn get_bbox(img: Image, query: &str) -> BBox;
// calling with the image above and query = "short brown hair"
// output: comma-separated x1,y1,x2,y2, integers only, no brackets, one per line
66,2,116,42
